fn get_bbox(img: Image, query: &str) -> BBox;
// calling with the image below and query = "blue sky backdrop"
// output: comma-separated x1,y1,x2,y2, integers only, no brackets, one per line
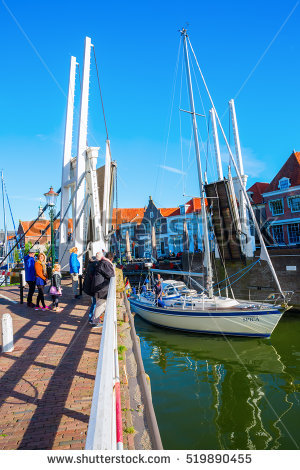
1,0,300,229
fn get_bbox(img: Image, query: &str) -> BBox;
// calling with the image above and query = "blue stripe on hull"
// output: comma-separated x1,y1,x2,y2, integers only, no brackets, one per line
129,299,280,317
134,314,271,338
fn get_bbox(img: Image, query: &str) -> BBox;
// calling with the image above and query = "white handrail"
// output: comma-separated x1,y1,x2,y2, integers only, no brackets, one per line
85,276,117,449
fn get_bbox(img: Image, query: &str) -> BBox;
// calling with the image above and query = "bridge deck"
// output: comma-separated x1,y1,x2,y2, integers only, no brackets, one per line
0,280,101,450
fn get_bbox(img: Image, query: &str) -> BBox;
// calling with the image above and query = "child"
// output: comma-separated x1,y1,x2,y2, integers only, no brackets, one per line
51,263,62,312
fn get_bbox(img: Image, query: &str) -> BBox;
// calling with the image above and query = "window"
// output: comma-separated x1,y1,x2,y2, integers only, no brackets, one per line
278,177,290,190
288,196,300,213
269,199,284,216
149,211,154,219
288,223,300,244
272,225,284,244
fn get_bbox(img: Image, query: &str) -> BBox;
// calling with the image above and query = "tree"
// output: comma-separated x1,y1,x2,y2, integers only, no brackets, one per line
24,241,33,255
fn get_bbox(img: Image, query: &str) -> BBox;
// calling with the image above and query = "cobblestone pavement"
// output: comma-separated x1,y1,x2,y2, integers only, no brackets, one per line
0,280,101,450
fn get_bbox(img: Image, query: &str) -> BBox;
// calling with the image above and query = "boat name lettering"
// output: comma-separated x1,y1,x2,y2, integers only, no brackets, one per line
243,317,259,322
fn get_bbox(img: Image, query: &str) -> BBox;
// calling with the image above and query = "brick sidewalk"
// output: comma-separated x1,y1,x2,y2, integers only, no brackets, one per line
0,279,101,450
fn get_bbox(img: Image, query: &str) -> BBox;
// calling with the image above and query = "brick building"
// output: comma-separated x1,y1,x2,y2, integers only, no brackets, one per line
247,151,300,247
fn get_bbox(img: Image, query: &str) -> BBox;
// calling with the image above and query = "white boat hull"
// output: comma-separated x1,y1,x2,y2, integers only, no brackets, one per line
129,298,284,337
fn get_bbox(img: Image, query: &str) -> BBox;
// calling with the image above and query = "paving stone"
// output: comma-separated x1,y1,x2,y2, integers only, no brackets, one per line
0,280,101,450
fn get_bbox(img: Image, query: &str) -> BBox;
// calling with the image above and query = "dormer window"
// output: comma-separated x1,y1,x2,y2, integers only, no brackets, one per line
180,204,189,215
278,177,290,190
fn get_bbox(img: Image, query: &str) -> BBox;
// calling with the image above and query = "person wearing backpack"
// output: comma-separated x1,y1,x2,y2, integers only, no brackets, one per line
90,252,115,328
83,256,97,324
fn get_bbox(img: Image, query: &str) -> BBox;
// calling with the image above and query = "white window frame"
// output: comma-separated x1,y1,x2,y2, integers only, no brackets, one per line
287,196,300,213
287,223,300,245
272,224,285,245
269,198,284,216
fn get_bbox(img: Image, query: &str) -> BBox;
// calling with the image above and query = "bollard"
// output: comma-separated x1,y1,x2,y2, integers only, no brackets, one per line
79,274,83,296
2,314,14,352
19,271,24,304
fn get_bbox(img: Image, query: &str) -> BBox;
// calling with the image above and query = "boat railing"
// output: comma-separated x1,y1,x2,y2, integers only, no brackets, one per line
85,275,122,450
267,291,294,306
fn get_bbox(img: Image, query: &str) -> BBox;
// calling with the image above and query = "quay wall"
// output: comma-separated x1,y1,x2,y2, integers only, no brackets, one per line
182,250,300,310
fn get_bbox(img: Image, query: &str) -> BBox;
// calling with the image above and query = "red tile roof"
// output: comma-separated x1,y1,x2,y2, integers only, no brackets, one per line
112,209,145,227
266,151,300,192
185,197,206,213
160,207,179,217
112,197,205,226
247,182,270,204
19,219,73,238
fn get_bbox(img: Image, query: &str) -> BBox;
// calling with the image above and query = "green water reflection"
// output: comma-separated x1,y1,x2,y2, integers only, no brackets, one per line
134,313,300,450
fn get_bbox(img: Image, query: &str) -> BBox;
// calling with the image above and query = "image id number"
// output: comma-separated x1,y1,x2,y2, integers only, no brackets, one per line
186,454,252,464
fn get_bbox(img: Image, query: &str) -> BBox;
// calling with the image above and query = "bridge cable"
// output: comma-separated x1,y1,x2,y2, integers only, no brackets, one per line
92,45,109,141
0,210,61,288
0,187,61,268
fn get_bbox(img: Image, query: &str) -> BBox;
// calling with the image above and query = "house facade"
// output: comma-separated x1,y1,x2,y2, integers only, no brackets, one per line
247,151,300,247
111,196,205,259
17,217,73,254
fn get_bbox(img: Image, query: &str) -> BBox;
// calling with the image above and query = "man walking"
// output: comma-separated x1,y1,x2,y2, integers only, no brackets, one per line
90,251,115,327
24,249,36,307
83,256,97,324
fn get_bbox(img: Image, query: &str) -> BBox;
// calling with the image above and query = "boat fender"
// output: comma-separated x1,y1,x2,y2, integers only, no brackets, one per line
157,299,166,308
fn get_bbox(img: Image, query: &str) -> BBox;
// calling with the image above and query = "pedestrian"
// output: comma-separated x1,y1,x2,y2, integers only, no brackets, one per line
69,247,80,299
24,248,36,307
50,263,62,312
153,280,165,307
90,251,115,327
83,256,97,323
34,252,49,311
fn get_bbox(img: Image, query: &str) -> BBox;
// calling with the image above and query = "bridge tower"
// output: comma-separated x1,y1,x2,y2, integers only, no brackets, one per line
59,37,115,272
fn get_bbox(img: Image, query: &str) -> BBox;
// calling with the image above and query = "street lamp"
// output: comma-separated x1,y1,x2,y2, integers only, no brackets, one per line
44,186,58,269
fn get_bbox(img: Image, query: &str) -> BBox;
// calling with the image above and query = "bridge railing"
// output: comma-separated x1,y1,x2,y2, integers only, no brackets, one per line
85,275,123,450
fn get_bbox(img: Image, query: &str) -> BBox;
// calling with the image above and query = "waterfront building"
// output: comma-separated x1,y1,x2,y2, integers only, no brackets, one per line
247,151,300,247
111,196,204,259
17,218,73,254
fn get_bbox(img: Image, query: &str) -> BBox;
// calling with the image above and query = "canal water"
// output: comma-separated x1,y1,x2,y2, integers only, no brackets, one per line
134,313,300,450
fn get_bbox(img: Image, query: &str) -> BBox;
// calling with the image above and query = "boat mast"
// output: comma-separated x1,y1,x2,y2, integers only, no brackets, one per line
1,170,7,261
181,28,213,298
187,37,285,297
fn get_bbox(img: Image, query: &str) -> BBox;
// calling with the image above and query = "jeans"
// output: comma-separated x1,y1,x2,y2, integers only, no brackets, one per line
89,297,96,322
36,285,46,308
27,281,36,305
93,298,106,324
71,273,79,296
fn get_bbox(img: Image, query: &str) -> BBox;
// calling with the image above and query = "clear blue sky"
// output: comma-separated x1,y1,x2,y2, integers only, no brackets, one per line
1,0,300,230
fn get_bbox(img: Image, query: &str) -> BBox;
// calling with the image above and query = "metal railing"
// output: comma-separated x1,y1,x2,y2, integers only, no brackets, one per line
85,275,123,450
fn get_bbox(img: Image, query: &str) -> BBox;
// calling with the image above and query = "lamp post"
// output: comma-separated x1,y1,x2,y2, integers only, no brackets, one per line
44,186,58,269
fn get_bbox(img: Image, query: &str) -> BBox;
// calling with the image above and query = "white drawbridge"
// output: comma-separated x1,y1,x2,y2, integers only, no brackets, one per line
59,37,115,272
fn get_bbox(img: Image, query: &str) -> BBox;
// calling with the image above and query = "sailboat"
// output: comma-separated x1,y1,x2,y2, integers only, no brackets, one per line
129,29,292,338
